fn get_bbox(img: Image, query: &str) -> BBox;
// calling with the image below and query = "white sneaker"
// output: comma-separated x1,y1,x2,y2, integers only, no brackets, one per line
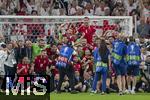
131,90,135,94
124,90,130,94
90,90,95,95
118,91,123,95
0,89,4,93
94,90,98,94
91,90,95,93
90,90,97,94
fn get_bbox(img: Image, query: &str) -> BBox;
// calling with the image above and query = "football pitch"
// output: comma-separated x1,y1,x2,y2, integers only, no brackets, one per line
50,92,150,100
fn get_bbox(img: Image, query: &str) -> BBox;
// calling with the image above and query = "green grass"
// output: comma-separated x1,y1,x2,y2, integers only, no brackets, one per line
50,92,150,100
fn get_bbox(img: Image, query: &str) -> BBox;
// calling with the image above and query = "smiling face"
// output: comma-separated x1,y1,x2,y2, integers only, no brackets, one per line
81,39,87,46
41,50,47,58
22,57,29,64
38,39,45,48
85,49,91,56
18,40,24,47
26,40,32,47
73,56,79,63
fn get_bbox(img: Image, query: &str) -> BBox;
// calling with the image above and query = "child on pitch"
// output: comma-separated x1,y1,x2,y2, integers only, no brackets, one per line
12,57,30,94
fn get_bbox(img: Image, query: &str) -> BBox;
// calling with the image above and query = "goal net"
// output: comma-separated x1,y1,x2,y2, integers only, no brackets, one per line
0,16,133,42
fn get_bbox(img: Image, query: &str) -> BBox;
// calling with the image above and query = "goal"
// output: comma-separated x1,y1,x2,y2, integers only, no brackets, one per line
0,16,133,42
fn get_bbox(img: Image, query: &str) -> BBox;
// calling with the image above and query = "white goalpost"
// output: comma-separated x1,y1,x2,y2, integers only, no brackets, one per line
0,16,133,42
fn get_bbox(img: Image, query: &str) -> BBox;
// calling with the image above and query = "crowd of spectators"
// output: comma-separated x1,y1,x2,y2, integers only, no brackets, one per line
0,0,149,37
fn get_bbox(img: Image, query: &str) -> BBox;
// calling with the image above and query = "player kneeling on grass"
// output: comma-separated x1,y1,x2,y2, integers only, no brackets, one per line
126,37,141,94
92,38,110,94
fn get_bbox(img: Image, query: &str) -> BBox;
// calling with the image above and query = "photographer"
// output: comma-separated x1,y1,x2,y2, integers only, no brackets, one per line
0,44,7,92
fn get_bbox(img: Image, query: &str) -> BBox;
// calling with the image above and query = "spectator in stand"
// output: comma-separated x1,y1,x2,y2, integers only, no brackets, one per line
76,7,84,15
0,0,148,18
0,0,18,15
0,34,5,48
139,0,150,20
112,0,127,16
84,2,94,16
23,0,38,15
17,6,27,15
31,10,38,15
123,0,138,15
38,0,52,16
94,1,110,16
137,16,150,37
69,0,81,15
51,1,61,16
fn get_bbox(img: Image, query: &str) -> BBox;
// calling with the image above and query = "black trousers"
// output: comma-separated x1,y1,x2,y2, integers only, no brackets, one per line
4,65,16,76
50,74,54,92
2,65,16,90
57,65,75,91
